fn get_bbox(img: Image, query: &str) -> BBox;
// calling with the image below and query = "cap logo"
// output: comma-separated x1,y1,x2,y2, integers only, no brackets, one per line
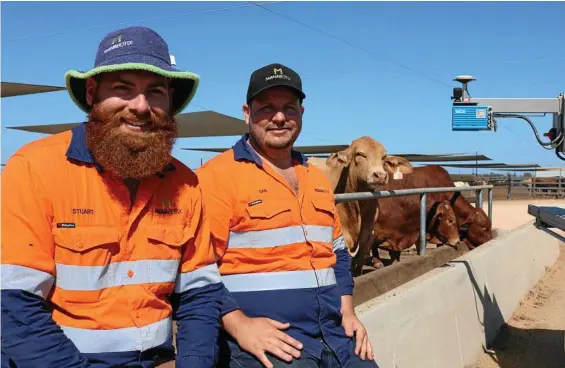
103,34,134,54
265,68,291,82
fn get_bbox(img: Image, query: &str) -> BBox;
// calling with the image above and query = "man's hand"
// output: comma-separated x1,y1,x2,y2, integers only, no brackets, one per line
341,295,374,361
222,310,303,368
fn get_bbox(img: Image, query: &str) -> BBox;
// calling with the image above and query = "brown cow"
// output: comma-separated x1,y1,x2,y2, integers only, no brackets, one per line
371,198,460,268
378,165,493,252
308,136,413,276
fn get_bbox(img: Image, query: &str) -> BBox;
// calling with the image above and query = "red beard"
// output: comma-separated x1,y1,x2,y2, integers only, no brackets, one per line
85,103,178,179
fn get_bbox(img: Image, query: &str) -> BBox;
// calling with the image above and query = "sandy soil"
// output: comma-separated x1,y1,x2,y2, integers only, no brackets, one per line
470,198,565,368
483,198,565,232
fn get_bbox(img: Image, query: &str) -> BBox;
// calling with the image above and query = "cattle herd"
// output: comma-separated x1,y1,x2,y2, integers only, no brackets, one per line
309,136,494,277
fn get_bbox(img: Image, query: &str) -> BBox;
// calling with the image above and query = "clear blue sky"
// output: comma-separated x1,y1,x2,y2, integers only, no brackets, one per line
2,1,565,173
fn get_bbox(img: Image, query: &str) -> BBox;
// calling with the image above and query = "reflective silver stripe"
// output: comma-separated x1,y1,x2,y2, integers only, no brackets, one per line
221,268,336,292
174,263,222,293
333,235,347,252
61,316,172,353
0,264,54,299
55,259,180,291
228,225,333,249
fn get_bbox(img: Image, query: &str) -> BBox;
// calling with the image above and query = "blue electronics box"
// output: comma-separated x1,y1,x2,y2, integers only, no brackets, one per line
452,105,491,131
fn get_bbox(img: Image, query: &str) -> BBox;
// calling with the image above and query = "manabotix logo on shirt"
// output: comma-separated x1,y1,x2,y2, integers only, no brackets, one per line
155,200,182,215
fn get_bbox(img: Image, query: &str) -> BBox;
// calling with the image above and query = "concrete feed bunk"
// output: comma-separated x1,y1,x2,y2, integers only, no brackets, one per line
354,221,561,368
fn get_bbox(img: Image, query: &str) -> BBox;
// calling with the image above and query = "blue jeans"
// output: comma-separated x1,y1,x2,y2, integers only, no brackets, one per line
220,339,380,368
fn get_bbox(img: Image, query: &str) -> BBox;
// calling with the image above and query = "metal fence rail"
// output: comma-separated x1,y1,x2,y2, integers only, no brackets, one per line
334,185,494,257
464,176,564,199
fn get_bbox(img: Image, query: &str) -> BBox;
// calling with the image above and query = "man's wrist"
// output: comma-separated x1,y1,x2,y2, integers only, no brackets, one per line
340,295,355,315
221,309,249,339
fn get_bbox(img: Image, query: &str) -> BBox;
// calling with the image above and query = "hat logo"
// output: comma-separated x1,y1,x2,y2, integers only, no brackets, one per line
265,67,291,82
103,35,134,54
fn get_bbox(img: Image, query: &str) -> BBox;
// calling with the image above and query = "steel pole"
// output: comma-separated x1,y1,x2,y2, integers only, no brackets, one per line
475,189,483,209
419,193,427,256
488,188,493,222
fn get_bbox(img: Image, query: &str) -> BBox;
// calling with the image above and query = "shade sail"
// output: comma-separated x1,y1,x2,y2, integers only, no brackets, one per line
399,154,491,162
183,146,491,162
1,82,66,98
6,111,248,138
490,166,564,172
183,144,349,154
435,163,540,169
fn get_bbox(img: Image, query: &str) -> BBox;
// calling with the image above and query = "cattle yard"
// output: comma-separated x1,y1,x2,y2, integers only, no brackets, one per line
458,176,565,201
350,197,565,296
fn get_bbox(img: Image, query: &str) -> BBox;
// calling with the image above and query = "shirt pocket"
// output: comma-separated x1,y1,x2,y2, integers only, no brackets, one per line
311,198,336,225
239,201,294,248
52,226,121,303
145,225,193,295
246,203,291,219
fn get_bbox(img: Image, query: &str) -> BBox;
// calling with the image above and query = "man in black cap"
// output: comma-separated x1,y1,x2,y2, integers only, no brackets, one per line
197,64,378,368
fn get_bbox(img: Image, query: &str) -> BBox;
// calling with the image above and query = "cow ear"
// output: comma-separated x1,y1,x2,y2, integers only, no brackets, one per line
442,201,451,212
383,155,414,175
327,148,351,168
432,207,444,221
459,222,471,232
459,211,476,231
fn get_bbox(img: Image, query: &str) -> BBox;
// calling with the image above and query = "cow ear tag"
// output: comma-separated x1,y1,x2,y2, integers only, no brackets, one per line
393,168,403,180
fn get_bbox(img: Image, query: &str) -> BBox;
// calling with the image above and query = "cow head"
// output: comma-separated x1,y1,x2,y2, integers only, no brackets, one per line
459,208,493,249
427,200,460,246
326,136,413,191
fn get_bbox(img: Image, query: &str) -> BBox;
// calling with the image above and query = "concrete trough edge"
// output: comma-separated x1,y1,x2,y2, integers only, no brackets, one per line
354,220,562,368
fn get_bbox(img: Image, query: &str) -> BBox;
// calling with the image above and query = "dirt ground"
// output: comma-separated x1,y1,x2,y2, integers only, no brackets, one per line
482,198,565,232
470,198,565,368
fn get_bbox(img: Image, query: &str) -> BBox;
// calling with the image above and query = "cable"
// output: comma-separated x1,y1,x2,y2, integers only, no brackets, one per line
413,56,565,70
249,1,452,90
493,113,564,150
3,1,285,43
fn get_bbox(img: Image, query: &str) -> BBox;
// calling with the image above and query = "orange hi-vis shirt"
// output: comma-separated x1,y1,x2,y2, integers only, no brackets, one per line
1,123,223,368
196,135,355,366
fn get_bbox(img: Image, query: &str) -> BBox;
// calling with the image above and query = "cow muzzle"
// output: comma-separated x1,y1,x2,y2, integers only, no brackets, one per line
368,171,388,187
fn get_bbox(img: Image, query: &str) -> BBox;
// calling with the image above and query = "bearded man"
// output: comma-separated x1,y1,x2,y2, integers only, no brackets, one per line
1,26,224,368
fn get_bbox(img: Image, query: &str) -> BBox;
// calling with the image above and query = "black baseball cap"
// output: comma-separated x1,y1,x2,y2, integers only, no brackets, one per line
246,63,306,103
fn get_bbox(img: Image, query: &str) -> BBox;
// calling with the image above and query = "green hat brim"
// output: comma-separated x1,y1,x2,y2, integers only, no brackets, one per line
64,63,200,116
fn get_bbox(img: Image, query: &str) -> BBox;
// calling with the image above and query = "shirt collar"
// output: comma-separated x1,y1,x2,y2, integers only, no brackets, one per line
65,122,176,176
66,122,96,164
232,133,308,168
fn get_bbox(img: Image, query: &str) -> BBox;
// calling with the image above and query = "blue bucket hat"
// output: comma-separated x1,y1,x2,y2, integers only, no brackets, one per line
64,26,199,116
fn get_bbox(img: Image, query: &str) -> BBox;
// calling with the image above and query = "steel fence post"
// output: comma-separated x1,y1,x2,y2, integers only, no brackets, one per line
419,193,427,256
